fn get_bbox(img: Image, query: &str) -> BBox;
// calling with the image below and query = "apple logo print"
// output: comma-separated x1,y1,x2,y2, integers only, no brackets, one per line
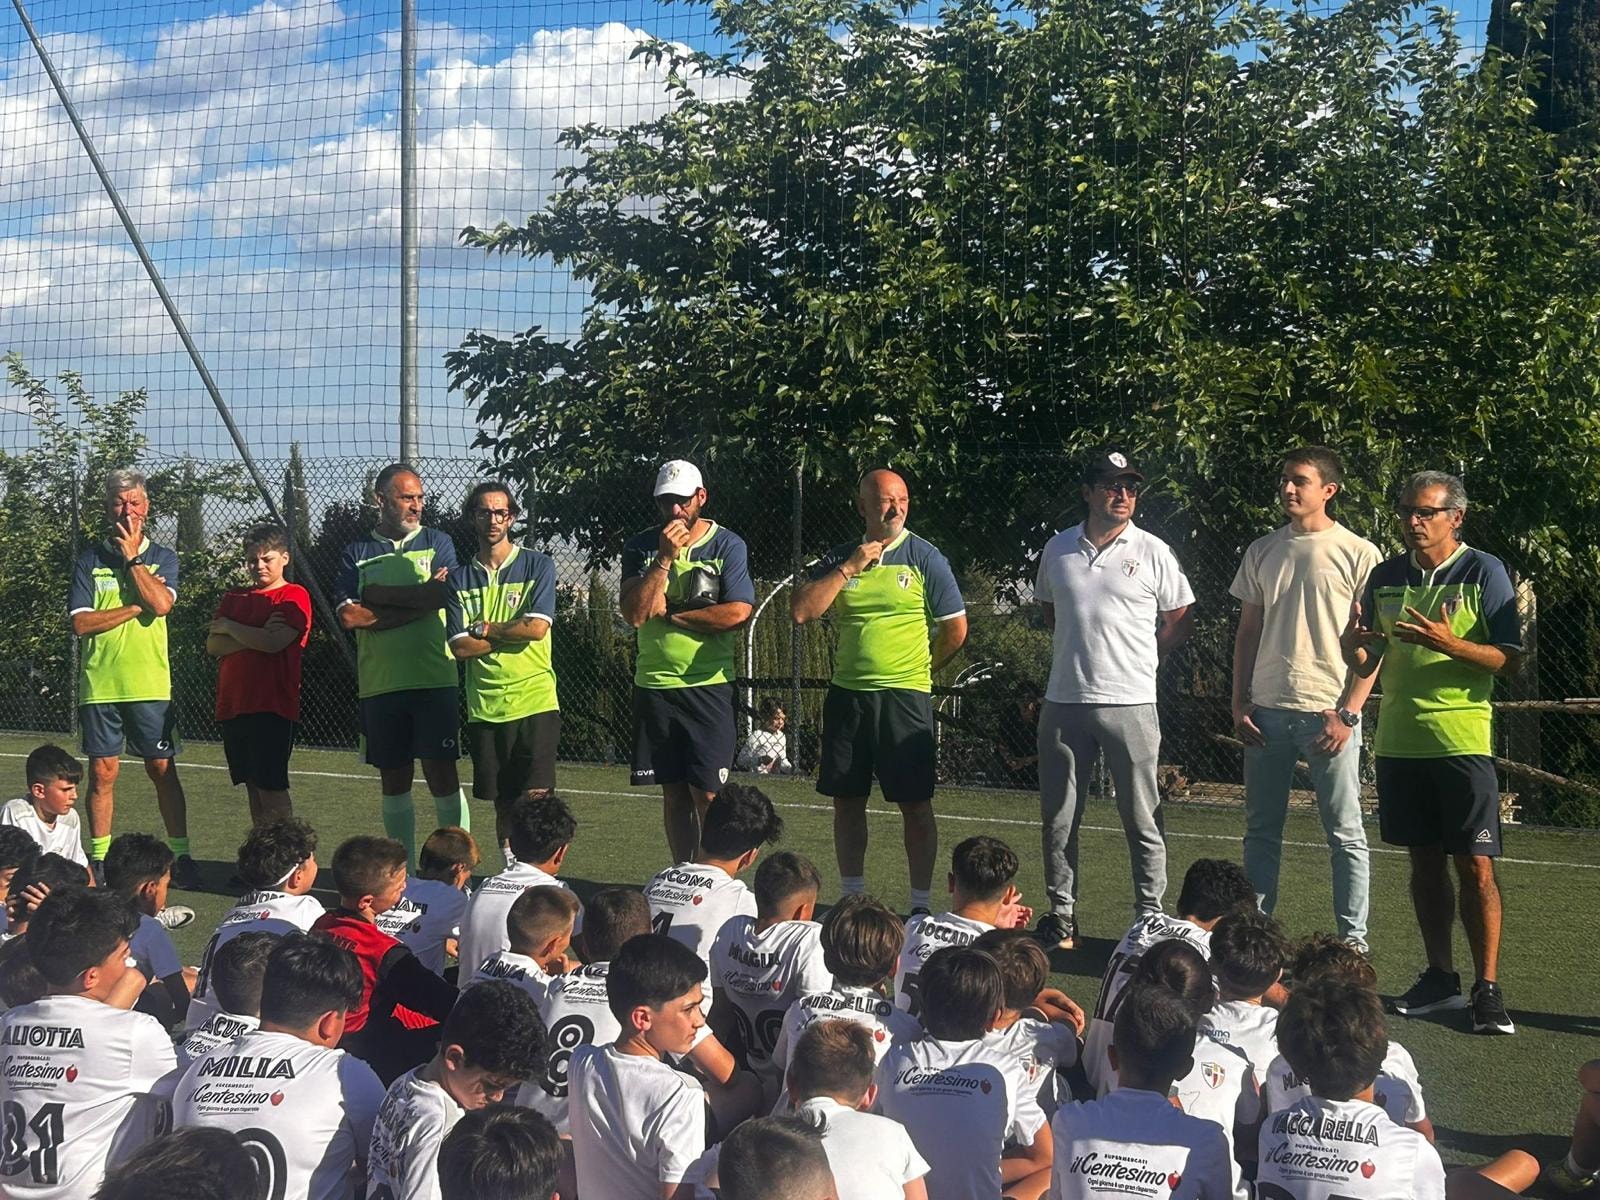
1361,1161,1376,1179
691,895,703,905
979,1080,992,1094
1167,1173,1182,1189
65,1066,78,1082
270,1091,285,1106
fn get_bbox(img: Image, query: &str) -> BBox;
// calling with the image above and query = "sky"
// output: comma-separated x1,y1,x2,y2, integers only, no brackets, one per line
0,0,1495,466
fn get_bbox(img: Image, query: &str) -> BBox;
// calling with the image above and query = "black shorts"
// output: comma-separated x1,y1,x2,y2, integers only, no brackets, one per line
631,684,735,793
360,687,460,770
817,685,936,806
219,712,296,791
469,711,561,806
1376,754,1502,856
79,701,179,760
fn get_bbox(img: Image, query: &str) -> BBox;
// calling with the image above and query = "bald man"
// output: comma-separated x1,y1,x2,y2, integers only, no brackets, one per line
793,469,967,915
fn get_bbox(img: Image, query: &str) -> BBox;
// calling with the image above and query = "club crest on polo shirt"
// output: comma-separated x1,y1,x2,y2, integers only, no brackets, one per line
1122,559,1141,577
506,588,523,609
1441,595,1464,618
1201,1061,1225,1089
1065,1150,1179,1191
897,572,911,589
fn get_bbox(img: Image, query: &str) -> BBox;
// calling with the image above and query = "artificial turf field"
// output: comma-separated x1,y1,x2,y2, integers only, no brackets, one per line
5,731,1597,1172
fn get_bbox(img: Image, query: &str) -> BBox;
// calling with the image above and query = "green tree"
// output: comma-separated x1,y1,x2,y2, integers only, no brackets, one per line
1489,0,1600,158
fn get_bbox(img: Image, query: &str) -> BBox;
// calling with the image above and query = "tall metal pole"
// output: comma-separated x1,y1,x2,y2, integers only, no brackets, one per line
399,0,421,463
790,456,804,745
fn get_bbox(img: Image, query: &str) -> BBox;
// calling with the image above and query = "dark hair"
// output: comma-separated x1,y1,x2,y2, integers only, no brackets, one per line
820,894,904,988
437,1108,562,1200
237,818,318,890
506,793,577,866
329,835,406,900
789,1019,875,1104
26,889,140,987
418,827,479,880
1278,978,1387,1101
8,852,91,926
258,933,364,1027
973,929,1049,1012
753,850,822,917
1175,859,1258,923
211,932,282,1017
699,783,784,860
606,933,707,1024
1209,910,1290,998
1281,445,1345,490
0,938,46,1012
578,887,651,962
0,825,39,874
241,522,290,555
25,743,81,789
1113,983,1198,1081
103,832,174,895
465,480,520,518
756,697,785,722
919,946,1003,1041
374,462,420,499
950,836,1019,902
445,980,548,1081
719,1115,834,1200
506,886,581,952
1131,940,1214,1018
94,1126,268,1200
1291,933,1377,990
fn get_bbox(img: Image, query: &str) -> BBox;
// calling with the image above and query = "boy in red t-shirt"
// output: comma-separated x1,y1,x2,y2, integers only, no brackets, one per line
206,522,312,826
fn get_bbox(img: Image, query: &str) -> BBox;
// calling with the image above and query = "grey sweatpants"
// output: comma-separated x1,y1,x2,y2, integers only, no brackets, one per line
1037,700,1167,918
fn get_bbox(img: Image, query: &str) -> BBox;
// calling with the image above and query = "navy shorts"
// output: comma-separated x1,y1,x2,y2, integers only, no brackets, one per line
80,701,179,760
469,710,561,806
1376,754,1502,856
360,687,460,770
631,684,735,793
220,712,296,791
817,685,936,805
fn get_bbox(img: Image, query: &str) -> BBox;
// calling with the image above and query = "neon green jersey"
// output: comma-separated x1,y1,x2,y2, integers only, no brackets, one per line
445,546,559,723
621,522,755,689
69,539,178,704
337,527,459,699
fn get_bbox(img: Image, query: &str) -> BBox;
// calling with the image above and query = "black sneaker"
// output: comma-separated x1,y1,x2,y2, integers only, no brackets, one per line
1386,967,1466,1016
1034,912,1078,951
1471,980,1516,1035
170,854,200,891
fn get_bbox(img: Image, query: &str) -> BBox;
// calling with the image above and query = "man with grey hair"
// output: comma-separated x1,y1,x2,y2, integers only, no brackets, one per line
68,467,196,888
1342,469,1522,1035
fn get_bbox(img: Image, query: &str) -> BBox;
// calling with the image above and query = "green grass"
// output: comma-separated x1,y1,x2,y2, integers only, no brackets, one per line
4,731,1592,1169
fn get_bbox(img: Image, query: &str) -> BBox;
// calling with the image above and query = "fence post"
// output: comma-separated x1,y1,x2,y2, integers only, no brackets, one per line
68,469,79,736
790,455,804,758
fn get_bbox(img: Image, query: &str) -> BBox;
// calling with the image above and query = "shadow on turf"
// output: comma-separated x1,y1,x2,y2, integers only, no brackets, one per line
1435,1125,1566,1171
1382,1002,1600,1039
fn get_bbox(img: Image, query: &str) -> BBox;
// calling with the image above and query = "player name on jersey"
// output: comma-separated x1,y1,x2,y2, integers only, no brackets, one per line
1268,1108,1382,1147
3,1025,86,1048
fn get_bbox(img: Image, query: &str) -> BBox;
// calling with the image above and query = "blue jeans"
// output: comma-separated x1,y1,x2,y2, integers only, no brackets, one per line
1242,707,1370,945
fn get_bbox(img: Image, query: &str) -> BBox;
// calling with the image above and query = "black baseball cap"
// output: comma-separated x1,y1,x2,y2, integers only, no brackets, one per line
1082,447,1146,483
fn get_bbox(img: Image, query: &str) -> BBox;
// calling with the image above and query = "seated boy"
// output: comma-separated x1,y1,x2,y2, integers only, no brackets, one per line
179,931,280,1065
0,824,38,938
458,793,577,981
895,836,1029,1017
376,825,480,976
105,832,198,1024
438,1107,564,1200
875,946,1051,1200
311,835,462,1083
2,743,88,867
472,884,581,1002
0,852,101,1011
367,979,548,1200
94,1126,264,1200
1200,909,1288,1076
719,1115,840,1200
174,933,387,1200
974,929,1082,1116
0,889,176,1198
568,932,712,1200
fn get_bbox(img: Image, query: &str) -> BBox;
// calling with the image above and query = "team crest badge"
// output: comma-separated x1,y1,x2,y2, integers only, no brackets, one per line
1441,595,1464,618
719,767,729,784
506,588,523,610
1201,1061,1225,1089
1109,452,1128,468
1122,559,1140,578
896,573,911,589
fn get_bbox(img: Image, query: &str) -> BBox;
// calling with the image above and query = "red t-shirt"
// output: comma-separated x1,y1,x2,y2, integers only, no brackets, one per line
312,909,452,1035
214,583,311,722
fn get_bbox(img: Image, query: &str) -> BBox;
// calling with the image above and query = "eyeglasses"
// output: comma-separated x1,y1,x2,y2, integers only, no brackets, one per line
1394,505,1454,522
473,508,513,521
1095,481,1140,496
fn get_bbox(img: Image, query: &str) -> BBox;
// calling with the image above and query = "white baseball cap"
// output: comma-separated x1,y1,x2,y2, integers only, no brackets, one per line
653,459,705,497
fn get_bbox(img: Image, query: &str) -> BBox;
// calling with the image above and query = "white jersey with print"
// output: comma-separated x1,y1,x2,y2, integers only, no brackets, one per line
366,1067,464,1200
1083,913,1213,1096
892,910,993,1015
1262,1042,1427,1127
568,1043,705,1200
0,994,176,1199
774,983,922,1072
1049,1087,1235,1200
515,961,621,1134
708,916,832,1088
875,1034,1046,1200
644,861,757,971
469,949,553,1006
128,913,182,982
795,1096,929,1200
1256,1096,1445,1200
373,878,470,976
187,889,326,1030
1200,1001,1278,1075
456,862,571,982
1170,1033,1261,1200
0,799,87,867
177,1011,261,1068
985,1017,1080,1117
173,1028,385,1200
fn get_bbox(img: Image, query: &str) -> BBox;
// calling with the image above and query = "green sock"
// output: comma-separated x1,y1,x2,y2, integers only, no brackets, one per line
381,793,417,865
167,836,191,858
90,835,112,862
432,788,470,833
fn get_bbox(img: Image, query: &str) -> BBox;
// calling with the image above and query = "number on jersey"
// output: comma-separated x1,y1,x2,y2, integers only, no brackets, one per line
541,1014,597,1098
237,1127,289,1200
1,1101,65,1185
730,1007,785,1061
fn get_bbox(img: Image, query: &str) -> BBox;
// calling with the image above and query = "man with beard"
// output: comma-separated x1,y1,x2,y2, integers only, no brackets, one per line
620,460,755,861
337,463,465,864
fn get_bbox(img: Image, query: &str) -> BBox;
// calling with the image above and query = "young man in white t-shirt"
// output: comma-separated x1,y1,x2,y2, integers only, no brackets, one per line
437,1107,564,1200
1051,983,1234,1200
376,826,478,976
973,930,1084,1117
895,836,1030,1016
174,933,386,1200
178,931,278,1066
1231,446,1382,951
104,832,196,1025
368,980,548,1200
471,884,579,1004
0,888,176,1199
2,744,88,867
458,793,577,981
568,932,712,1200
717,1115,840,1200
1200,910,1288,1079
876,946,1051,1200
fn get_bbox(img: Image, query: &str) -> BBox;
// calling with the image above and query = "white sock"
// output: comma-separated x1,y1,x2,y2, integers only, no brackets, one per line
909,887,931,912
840,875,866,896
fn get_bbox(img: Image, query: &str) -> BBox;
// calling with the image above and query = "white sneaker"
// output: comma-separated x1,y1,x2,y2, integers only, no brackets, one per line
156,905,195,931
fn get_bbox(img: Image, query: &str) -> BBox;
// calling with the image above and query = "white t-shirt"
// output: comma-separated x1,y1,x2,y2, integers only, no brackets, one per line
1200,1001,1278,1076
735,729,793,773
708,916,833,1089
366,1067,464,1200
1256,1096,1445,1199
984,1017,1080,1117
1049,1087,1235,1200
1083,913,1213,1095
174,1028,385,1200
1,798,87,867
1262,1042,1427,1127
875,1035,1046,1200
129,913,182,982
1228,522,1381,712
645,862,757,991
797,1096,929,1200
456,862,571,982
1035,522,1195,705
188,889,326,1030
893,910,993,1015
568,1044,705,1199
1170,1033,1261,1200
515,961,622,1134
0,994,177,1199
178,1011,261,1068
774,983,922,1072
374,878,470,976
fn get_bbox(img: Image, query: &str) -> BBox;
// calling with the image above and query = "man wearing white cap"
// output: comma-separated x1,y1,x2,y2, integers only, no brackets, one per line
620,460,756,860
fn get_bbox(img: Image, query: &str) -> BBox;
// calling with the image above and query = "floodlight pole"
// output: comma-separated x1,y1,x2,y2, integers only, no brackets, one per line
399,0,421,463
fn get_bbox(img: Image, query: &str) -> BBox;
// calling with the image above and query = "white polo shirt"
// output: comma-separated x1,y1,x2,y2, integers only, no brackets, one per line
1036,522,1194,705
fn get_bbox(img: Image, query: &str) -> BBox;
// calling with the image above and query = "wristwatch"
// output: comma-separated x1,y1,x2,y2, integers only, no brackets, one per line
1336,708,1360,728
125,555,143,568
